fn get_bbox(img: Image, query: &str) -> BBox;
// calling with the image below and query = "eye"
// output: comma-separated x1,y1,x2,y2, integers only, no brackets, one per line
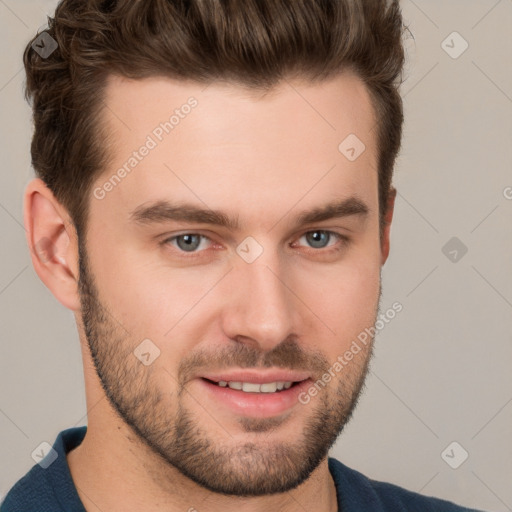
161,230,349,257
163,233,212,253
295,230,348,251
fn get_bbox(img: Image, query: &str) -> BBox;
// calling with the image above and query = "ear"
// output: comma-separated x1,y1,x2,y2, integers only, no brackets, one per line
380,186,396,266
24,178,81,311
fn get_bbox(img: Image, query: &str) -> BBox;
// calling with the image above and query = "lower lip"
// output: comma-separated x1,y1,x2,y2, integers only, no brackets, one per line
197,378,312,418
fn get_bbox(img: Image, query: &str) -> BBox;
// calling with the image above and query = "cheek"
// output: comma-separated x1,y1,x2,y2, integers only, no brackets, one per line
291,252,380,343
90,241,221,342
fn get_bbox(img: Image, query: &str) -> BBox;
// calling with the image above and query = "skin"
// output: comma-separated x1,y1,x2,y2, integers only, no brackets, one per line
24,71,395,512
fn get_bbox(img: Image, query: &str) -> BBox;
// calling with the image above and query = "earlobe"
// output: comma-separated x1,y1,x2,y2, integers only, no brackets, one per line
380,186,396,265
24,178,81,311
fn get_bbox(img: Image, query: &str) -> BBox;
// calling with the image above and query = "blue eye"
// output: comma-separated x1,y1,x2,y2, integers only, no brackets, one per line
301,230,335,249
162,230,348,257
166,234,210,252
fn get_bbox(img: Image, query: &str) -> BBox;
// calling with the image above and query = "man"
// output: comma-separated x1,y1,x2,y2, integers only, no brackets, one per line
1,0,485,511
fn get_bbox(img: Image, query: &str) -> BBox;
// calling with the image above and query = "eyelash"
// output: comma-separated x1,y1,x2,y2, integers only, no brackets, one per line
160,230,350,258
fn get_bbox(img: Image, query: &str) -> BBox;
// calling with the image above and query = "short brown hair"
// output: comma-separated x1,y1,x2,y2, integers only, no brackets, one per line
23,0,406,239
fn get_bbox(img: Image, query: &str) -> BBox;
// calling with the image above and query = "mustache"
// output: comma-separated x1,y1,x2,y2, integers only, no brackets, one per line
177,338,329,386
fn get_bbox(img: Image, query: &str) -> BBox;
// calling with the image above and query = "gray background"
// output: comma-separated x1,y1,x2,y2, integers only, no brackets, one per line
1,1,511,510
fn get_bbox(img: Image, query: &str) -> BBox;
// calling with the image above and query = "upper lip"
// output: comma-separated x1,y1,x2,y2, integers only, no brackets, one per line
199,369,311,384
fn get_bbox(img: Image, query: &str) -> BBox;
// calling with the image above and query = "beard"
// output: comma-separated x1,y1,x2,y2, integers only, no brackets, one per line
77,237,381,497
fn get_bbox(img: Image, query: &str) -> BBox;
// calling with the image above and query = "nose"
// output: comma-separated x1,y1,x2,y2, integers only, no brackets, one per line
220,255,299,352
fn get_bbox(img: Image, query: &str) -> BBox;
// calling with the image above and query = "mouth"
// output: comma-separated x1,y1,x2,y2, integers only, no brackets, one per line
201,378,303,393
196,373,312,419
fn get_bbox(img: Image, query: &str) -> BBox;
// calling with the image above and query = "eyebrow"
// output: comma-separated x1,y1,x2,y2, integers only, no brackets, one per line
129,196,369,231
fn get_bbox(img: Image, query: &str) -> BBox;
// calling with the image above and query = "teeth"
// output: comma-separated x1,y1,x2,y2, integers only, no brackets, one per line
242,382,261,393
260,382,277,393
214,380,295,393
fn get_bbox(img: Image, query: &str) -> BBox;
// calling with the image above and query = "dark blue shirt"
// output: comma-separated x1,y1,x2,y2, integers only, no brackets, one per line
1,426,485,511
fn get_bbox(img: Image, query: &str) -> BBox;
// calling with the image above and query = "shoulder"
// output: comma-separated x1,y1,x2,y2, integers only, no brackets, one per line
0,464,54,512
0,426,87,512
328,457,485,511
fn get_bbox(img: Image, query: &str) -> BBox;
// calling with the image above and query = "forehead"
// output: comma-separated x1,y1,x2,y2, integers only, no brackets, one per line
92,72,379,227
101,71,376,146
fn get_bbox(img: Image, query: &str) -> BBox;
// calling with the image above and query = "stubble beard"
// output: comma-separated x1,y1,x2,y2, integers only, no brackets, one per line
77,238,379,496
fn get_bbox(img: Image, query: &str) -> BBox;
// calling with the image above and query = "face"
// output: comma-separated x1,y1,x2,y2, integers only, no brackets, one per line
78,72,386,496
